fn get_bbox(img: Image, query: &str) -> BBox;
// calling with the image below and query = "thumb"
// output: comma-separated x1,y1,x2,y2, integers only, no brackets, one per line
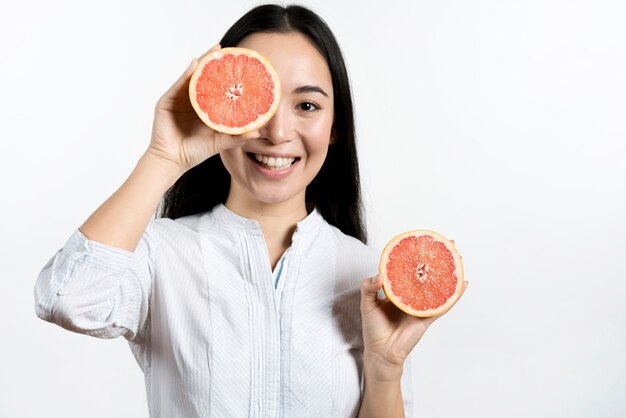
360,274,383,314
159,44,222,107
197,43,222,62
158,58,198,106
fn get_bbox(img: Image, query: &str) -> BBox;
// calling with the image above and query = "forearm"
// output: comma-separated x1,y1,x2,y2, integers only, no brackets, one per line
80,151,181,251
359,378,404,418
358,358,405,418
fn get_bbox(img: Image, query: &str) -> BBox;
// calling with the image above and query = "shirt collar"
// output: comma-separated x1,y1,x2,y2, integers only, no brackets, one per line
211,203,324,236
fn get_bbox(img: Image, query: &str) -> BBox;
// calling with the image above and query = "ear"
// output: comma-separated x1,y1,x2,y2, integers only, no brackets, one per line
329,127,338,144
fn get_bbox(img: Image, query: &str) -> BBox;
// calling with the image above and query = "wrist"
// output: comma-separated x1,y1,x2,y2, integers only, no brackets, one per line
363,351,404,383
360,369,404,418
139,150,184,188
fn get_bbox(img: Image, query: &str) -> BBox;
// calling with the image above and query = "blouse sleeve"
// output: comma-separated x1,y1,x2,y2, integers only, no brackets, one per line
34,228,153,342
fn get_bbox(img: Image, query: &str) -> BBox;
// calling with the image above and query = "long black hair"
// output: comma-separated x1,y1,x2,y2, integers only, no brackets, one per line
159,4,366,243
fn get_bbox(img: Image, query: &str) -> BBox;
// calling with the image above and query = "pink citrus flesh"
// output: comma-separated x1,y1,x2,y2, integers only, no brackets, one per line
380,230,464,317
189,47,280,135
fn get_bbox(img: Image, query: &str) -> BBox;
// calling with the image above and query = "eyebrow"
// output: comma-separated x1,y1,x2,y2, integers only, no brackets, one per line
292,85,329,97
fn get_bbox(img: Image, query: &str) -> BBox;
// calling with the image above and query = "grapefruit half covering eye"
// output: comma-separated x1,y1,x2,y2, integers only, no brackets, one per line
380,230,464,317
189,47,281,135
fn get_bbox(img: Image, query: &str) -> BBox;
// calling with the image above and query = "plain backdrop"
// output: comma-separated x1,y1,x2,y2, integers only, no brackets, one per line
1,0,625,417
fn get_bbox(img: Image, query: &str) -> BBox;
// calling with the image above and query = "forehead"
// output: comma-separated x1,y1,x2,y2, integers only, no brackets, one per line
238,32,333,96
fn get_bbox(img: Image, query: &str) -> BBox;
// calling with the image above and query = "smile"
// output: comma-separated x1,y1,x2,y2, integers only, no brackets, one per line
248,153,299,171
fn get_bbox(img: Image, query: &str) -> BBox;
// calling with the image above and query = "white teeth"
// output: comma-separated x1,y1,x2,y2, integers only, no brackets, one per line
254,153,296,169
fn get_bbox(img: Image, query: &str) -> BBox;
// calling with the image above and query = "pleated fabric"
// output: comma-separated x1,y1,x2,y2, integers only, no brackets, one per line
35,204,413,417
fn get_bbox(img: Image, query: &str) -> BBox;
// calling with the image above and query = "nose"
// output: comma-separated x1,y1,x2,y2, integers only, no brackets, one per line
258,102,295,144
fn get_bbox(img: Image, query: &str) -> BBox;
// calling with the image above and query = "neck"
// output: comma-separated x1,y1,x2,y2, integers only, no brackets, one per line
224,192,309,270
224,195,308,228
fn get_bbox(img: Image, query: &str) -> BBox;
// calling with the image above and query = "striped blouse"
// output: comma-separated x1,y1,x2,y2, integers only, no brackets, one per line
35,204,413,417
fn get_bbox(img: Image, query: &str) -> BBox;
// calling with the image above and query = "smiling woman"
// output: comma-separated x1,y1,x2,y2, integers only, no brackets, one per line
33,3,460,418
221,32,335,241
159,6,364,246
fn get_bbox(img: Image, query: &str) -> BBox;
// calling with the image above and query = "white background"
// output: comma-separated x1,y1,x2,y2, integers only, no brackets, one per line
1,0,625,417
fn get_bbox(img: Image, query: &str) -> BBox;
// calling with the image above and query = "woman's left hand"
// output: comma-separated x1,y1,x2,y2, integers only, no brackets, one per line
359,275,468,381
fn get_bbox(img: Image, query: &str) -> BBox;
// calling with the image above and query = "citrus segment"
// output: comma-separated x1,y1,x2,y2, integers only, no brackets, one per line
380,230,464,317
189,47,280,135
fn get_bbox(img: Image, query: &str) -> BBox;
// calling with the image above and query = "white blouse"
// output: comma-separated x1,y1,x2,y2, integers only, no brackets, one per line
35,204,413,417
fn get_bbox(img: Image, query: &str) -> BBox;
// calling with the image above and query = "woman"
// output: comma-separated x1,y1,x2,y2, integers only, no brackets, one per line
35,4,464,417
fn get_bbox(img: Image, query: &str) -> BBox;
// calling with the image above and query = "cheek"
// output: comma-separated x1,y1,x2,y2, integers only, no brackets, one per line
303,118,333,153
219,149,241,175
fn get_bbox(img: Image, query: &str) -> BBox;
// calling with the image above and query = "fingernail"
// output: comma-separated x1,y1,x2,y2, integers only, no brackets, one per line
371,276,379,284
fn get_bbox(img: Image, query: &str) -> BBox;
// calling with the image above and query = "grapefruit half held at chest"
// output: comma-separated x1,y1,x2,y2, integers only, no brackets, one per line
189,47,281,135
380,230,464,317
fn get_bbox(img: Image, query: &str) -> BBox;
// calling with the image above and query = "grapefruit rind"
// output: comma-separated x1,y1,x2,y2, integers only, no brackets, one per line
379,230,464,318
189,47,281,135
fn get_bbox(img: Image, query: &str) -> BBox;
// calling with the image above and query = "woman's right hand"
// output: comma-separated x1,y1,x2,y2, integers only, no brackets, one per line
147,44,260,176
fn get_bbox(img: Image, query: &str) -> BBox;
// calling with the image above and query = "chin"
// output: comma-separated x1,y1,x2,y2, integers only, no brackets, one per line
253,193,294,205
248,187,302,206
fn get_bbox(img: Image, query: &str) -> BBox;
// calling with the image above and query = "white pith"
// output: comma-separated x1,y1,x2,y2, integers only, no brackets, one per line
254,153,296,170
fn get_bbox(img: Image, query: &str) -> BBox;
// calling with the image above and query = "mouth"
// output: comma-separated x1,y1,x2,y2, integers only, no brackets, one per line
247,152,300,171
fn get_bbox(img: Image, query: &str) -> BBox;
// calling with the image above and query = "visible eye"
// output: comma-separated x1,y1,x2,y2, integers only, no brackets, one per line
297,101,320,112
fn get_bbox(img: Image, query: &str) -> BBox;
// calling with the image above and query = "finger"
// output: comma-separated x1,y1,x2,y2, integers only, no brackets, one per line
165,43,220,99
360,275,383,314
197,44,222,62
458,280,469,299
238,130,261,141
161,58,199,101
208,132,254,156
159,44,222,107
211,129,260,150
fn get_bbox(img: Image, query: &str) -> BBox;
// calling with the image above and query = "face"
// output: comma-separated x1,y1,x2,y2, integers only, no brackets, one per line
220,32,334,212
